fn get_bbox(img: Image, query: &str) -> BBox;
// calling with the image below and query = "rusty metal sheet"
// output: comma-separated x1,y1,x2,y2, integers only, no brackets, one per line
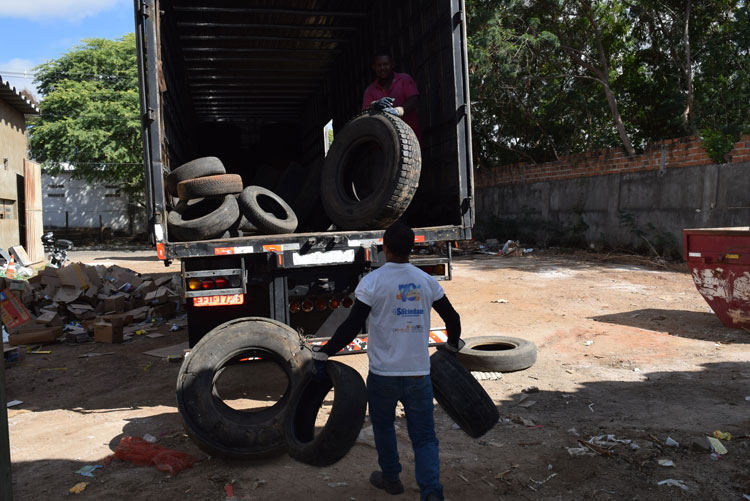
23,159,44,264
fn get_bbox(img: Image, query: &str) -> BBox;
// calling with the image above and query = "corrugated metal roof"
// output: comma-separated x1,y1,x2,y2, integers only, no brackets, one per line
0,75,39,115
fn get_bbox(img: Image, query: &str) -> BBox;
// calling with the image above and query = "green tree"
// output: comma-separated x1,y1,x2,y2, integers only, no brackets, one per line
30,34,143,203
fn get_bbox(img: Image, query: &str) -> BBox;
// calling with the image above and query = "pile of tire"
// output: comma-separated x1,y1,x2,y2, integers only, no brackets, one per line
166,157,298,242
177,318,367,465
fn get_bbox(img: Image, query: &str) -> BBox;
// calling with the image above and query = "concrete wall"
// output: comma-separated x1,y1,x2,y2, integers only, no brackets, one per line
476,149,750,256
0,99,27,249
42,172,147,234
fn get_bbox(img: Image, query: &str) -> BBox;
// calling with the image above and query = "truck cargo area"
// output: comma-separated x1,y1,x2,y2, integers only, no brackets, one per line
136,0,473,259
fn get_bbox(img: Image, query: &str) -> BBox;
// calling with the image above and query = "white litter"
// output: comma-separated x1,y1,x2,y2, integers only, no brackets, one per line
472,371,502,381
665,437,679,447
2,325,8,343
657,479,688,491
566,447,595,457
328,482,348,488
657,459,674,467
143,434,157,443
584,340,593,346
6,400,23,408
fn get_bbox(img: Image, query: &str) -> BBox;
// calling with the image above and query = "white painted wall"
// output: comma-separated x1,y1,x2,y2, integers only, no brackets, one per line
42,172,147,233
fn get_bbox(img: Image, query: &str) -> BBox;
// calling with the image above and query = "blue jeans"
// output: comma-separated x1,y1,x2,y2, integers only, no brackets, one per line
367,372,443,501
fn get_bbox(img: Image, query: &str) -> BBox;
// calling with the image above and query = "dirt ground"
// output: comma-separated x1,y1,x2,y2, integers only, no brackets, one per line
4,248,750,500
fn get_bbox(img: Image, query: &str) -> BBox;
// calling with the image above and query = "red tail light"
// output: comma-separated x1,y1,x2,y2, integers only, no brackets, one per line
202,279,214,289
342,297,354,308
215,276,229,288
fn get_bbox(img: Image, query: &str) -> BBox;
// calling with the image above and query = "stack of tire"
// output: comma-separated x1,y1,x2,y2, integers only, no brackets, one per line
166,157,298,242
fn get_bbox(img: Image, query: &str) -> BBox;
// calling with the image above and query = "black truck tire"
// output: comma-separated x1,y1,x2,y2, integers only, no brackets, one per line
176,174,244,200
238,185,298,234
430,349,499,438
167,195,239,241
166,156,226,197
456,336,537,373
176,317,311,459
284,360,367,466
321,112,421,230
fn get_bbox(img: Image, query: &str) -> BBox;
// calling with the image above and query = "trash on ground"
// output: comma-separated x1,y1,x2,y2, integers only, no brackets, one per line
75,465,103,477
707,437,728,455
104,436,196,475
523,386,540,393
170,324,182,331
143,341,189,359
143,433,157,443
713,430,732,440
657,479,688,491
69,482,89,494
665,436,679,447
327,482,349,488
566,446,596,457
6,400,23,408
577,439,614,457
518,400,537,408
491,299,508,304
472,371,502,381
584,340,593,346
657,459,674,467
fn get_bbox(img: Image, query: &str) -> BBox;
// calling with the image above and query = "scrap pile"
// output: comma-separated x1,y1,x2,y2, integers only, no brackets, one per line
1,262,181,347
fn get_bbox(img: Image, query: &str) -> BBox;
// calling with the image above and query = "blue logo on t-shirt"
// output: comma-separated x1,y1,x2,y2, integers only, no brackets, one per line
395,307,424,317
396,283,421,302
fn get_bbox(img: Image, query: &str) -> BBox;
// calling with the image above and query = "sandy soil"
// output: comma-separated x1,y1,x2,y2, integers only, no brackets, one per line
4,249,750,500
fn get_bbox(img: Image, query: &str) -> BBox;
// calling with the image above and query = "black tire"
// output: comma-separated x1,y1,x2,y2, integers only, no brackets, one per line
456,336,537,373
167,195,239,242
321,112,421,230
177,174,244,200
430,349,499,438
166,156,226,197
284,360,367,466
238,185,298,234
176,317,311,459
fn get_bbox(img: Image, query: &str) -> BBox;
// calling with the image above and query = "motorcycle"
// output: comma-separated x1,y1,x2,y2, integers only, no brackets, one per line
41,232,73,268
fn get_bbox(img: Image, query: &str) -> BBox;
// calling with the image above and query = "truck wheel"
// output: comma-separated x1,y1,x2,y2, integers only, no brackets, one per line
177,317,311,459
176,174,244,200
238,185,298,234
321,113,421,230
167,195,239,241
285,360,367,466
166,156,225,197
456,336,537,372
430,349,499,438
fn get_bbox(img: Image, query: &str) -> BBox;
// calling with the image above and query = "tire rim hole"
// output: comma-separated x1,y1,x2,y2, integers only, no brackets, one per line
472,343,516,352
256,194,289,220
180,197,224,220
213,351,289,413
292,380,335,444
343,141,383,202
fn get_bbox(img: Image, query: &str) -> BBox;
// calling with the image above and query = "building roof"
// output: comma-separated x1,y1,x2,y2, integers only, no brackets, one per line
0,74,39,115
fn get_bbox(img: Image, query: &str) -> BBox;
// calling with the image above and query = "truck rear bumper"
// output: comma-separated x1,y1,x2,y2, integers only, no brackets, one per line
683,227,750,329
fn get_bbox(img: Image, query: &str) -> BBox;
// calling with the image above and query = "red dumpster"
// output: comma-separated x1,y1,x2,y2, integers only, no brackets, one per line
683,227,750,329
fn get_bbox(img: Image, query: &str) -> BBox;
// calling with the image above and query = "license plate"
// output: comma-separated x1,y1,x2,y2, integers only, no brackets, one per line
193,294,245,307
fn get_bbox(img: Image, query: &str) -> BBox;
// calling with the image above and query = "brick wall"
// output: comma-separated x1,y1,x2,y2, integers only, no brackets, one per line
475,135,750,188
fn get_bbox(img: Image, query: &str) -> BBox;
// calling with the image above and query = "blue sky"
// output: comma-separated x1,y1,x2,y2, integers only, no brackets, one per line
0,0,135,99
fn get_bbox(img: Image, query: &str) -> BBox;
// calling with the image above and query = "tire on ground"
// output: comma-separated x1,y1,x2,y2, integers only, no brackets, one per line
430,349,499,438
238,185,298,234
167,195,239,242
176,174,244,200
456,336,537,372
284,360,367,466
176,317,311,459
166,156,225,197
321,112,421,230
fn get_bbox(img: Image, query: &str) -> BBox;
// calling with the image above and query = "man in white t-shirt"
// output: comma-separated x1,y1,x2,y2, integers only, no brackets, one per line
313,222,463,501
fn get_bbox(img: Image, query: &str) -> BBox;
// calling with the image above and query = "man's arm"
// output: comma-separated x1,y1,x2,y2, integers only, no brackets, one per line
433,295,461,348
317,299,371,357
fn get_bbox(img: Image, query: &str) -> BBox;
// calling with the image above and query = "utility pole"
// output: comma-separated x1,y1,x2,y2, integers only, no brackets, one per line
0,349,12,501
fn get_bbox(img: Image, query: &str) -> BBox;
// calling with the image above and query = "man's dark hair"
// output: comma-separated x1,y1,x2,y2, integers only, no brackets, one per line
373,48,393,61
383,221,414,258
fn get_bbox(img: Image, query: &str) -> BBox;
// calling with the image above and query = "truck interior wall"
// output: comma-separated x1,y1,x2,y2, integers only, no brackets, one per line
155,1,464,231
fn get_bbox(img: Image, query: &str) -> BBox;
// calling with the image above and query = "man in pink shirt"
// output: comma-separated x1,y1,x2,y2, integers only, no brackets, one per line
362,50,422,141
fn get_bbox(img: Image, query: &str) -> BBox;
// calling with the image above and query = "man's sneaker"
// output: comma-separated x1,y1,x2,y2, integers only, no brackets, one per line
369,471,404,495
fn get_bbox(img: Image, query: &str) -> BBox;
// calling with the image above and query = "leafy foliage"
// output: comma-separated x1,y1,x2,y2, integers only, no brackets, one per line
29,35,143,204
467,0,750,167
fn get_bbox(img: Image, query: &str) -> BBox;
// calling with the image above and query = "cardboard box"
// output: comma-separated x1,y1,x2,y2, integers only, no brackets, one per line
0,289,32,331
58,263,90,290
126,306,150,321
66,331,92,343
9,245,32,267
38,268,62,287
144,286,171,305
54,285,81,304
102,313,133,326
36,310,63,326
103,295,127,313
94,320,124,343
149,301,177,319
8,325,63,346
67,303,96,320
134,280,157,297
